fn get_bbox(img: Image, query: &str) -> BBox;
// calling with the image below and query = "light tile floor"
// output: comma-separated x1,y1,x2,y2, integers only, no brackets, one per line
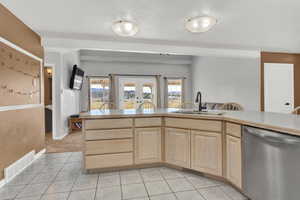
0,152,248,200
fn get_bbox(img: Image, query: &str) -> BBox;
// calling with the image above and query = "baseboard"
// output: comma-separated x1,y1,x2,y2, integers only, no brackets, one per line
34,148,46,160
0,179,5,188
4,151,35,183
0,148,46,189
53,131,68,140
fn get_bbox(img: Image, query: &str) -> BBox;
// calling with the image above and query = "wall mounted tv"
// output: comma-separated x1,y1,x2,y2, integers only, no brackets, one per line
70,65,84,90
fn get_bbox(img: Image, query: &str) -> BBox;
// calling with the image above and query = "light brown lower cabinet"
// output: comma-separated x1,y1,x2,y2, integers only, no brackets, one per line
226,135,242,188
85,153,133,169
191,130,222,176
165,128,190,168
134,127,162,164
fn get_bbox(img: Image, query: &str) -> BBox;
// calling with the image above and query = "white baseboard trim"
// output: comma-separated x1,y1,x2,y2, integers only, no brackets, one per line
0,148,46,189
53,132,68,140
0,179,5,188
34,148,46,160
4,151,35,184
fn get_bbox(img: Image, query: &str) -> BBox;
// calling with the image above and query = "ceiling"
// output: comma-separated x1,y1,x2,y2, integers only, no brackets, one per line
1,0,300,53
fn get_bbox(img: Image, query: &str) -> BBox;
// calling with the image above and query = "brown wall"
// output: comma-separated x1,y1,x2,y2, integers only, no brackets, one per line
260,52,300,111
0,107,45,180
0,4,45,180
0,4,43,58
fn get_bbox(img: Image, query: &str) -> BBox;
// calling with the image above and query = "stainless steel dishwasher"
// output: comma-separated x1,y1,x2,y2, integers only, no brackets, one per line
243,126,300,200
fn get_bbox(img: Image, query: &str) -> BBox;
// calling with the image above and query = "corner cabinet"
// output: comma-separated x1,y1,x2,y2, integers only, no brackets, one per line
165,128,190,168
134,127,162,164
191,130,222,176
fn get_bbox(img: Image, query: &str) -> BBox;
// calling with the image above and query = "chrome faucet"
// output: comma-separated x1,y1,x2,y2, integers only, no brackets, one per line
195,91,206,112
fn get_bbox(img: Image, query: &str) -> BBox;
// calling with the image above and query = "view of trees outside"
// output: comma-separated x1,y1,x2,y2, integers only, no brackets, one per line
167,79,182,108
89,77,178,110
142,84,153,102
89,78,110,110
123,84,136,109
122,83,154,109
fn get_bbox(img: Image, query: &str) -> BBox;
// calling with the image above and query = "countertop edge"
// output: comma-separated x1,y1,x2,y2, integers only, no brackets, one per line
80,111,300,137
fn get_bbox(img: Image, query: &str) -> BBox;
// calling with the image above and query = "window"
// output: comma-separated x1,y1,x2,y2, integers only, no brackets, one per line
123,82,136,109
89,77,110,110
166,78,183,108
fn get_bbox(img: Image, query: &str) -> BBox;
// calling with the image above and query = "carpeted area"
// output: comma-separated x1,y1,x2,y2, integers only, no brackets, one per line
45,132,83,153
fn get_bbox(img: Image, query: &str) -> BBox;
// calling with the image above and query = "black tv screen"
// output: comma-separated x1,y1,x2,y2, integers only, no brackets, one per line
70,65,84,90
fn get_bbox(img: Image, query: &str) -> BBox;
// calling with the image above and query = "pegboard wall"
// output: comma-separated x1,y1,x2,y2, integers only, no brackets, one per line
0,41,41,107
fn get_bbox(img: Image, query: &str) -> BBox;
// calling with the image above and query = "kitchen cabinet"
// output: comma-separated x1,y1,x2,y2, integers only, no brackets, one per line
226,135,242,188
165,128,190,168
135,127,162,164
191,130,222,176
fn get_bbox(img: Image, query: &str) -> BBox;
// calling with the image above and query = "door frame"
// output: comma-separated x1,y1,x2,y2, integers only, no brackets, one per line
260,52,299,111
44,63,56,139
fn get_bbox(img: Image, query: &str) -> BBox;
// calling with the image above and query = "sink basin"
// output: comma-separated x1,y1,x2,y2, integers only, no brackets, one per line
172,110,224,115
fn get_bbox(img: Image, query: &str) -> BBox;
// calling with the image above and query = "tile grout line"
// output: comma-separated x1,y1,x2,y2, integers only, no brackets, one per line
46,153,74,200
92,173,101,200
182,173,208,200
118,171,124,200
138,168,151,200
7,154,246,200
11,157,52,200
13,153,73,200
157,167,179,200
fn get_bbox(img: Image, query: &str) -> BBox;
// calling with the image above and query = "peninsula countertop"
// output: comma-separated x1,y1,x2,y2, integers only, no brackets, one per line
80,109,300,136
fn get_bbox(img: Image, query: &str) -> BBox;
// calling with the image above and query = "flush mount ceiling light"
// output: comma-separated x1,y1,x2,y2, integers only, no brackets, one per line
112,20,139,37
185,16,217,33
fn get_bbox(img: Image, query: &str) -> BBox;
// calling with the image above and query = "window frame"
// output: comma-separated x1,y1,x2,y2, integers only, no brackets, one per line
164,77,185,109
88,76,111,111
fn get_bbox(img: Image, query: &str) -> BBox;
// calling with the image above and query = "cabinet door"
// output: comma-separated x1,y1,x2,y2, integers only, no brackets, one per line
226,135,242,188
165,128,190,168
191,130,222,176
135,128,161,164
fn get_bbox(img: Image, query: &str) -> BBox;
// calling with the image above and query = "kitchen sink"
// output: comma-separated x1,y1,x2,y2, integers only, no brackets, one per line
172,110,224,115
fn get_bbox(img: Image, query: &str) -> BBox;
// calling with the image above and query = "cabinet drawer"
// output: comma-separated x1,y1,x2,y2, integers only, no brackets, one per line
226,123,241,138
165,118,222,132
135,118,162,127
85,118,133,129
85,129,133,140
85,153,133,169
85,139,133,155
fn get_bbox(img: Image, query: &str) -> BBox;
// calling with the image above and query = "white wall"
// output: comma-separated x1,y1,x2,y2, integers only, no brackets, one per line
61,51,80,134
45,50,80,139
192,56,260,111
80,50,193,111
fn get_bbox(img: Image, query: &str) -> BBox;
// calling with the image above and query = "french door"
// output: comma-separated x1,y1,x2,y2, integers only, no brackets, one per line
118,77,157,109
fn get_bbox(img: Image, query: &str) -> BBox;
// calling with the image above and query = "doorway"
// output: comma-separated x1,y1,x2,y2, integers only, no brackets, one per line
118,77,157,109
264,63,294,113
44,66,53,136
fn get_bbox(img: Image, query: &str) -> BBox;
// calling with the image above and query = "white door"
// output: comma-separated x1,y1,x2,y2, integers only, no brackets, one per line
264,63,294,113
119,77,157,109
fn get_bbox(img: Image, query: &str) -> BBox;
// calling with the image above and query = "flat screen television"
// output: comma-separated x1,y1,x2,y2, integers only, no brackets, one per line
70,65,84,90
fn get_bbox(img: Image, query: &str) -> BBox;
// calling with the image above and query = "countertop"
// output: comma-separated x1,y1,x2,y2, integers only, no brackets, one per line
80,109,300,136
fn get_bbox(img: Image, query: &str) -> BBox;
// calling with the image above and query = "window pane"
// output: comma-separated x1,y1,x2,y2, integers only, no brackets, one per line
123,83,136,109
167,79,182,108
142,83,154,102
89,78,110,110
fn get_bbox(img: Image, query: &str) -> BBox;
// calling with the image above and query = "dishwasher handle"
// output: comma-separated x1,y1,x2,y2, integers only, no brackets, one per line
243,126,300,145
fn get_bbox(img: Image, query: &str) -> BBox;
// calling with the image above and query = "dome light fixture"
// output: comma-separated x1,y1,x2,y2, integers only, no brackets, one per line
185,16,217,33
112,20,139,37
